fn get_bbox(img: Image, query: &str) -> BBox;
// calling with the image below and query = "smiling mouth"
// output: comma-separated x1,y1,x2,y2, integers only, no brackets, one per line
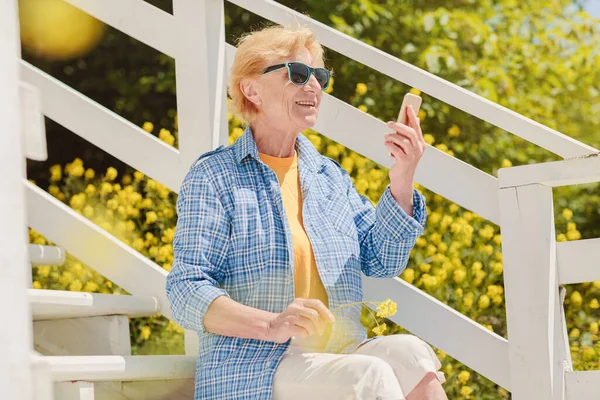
295,101,316,108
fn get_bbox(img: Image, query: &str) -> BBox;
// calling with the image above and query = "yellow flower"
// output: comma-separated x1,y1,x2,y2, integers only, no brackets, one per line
84,168,95,180
582,347,596,362
435,143,448,152
161,228,175,243
447,125,460,137
458,370,470,384
570,291,583,307
83,205,94,218
159,128,175,146
570,328,580,338
105,167,118,181
418,109,426,120
562,208,573,220
567,230,581,241
140,326,152,340
423,134,435,145
134,171,144,182
491,261,503,275
376,299,397,318
501,159,513,168
50,164,62,181
32,281,42,289
121,175,132,185
358,105,368,113
355,83,367,95
557,233,568,242
69,279,83,292
324,76,334,94
142,121,154,132
146,211,158,224
403,268,415,284
478,294,490,310
415,237,427,248
460,386,473,396
69,164,85,177
409,88,421,96
69,193,86,210
84,281,99,292
567,222,576,232
372,323,387,336
590,299,600,309
463,293,474,309
453,268,466,284
420,263,431,273
84,184,96,196
590,322,599,334
132,238,145,252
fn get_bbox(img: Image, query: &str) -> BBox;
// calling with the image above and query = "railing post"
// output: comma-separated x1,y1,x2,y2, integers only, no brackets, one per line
0,0,34,398
173,0,229,169
499,183,568,400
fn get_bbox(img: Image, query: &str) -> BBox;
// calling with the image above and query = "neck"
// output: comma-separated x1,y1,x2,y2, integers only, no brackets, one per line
250,117,298,158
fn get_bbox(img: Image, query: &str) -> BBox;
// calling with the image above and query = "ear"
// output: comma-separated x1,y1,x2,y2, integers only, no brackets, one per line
240,78,262,106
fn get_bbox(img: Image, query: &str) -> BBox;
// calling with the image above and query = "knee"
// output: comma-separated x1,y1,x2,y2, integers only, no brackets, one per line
346,354,397,381
385,335,441,369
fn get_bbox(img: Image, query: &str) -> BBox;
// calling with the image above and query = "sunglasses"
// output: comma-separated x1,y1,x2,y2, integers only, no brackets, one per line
263,62,332,91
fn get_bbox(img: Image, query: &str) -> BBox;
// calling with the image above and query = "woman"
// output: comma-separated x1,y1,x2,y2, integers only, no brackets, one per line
166,25,446,400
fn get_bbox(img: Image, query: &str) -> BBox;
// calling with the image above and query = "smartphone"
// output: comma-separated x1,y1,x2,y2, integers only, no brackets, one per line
389,93,423,157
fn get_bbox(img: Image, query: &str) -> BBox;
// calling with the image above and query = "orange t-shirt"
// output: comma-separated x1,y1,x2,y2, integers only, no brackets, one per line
259,151,331,351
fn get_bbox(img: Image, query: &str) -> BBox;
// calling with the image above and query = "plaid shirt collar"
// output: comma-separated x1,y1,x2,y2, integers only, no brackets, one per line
233,125,323,173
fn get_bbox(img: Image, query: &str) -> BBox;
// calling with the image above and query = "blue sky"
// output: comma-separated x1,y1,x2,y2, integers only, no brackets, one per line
584,0,600,17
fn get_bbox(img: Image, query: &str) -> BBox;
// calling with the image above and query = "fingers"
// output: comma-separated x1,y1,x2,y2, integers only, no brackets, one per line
297,307,325,335
405,105,423,137
386,122,420,148
385,133,414,151
303,299,335,323
291,315,317,337
386,142,406,159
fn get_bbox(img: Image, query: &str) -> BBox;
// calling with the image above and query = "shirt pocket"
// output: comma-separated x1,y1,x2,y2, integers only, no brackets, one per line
323,191,358,240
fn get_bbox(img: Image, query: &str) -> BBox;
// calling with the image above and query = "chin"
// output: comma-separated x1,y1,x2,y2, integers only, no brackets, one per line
296,115,318,130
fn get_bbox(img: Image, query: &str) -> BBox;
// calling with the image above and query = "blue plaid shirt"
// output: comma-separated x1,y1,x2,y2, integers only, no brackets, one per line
166,126,427,399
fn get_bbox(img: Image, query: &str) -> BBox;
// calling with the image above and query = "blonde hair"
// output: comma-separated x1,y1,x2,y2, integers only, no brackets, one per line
228,24,326,124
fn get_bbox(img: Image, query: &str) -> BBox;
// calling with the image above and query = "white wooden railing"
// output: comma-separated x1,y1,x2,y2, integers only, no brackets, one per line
4,0,599,398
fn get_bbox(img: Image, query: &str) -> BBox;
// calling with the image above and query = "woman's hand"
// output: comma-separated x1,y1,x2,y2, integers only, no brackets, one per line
265,298,335,344
384,105,426,215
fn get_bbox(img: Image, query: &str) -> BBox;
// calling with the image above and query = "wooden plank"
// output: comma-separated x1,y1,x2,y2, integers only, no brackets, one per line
25,182,173,320
95,380,195,400
362,276,510,390
30,290,159,321
498,153,600,188
64,0,177,58
0,1,34,397
557,238,600,284
34,316,131,356
174,0,228,167
565,370,600,400
20,62,185,193
54,381,95,400
47,356,196,382
226,0,598,159
499,185,567,400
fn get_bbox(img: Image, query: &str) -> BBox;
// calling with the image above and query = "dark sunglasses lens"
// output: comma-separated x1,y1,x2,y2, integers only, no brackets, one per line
289,63,309,85
314,68,330,89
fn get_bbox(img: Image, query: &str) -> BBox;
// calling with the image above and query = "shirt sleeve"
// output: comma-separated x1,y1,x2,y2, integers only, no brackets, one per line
166,168,231,334
342,170,427,278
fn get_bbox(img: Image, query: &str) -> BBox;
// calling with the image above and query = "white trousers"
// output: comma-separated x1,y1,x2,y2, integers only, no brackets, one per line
272,334,445,400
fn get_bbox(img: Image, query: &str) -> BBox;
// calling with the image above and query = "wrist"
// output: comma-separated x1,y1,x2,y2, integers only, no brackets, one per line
258,311,278,342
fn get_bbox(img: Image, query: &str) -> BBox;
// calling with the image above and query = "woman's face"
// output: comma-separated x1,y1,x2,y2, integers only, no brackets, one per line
253,47,323,132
